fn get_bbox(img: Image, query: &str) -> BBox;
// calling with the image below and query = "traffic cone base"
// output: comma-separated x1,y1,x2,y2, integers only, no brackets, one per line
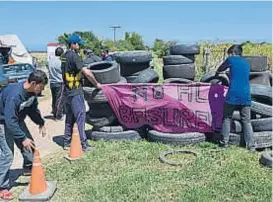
19,181,57,201
19,149,57,201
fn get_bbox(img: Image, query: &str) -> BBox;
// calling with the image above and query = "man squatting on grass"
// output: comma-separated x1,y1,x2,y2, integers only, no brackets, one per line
0,70,48,200
61,34,101,152
216,44,255,151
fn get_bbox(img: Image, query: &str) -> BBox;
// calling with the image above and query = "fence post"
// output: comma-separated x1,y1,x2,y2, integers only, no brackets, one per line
203,47,210,73
223,47,227,62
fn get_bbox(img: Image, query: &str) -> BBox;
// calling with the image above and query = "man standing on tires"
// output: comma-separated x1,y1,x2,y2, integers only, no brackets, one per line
216,44,255,151
61,34,101,152
48,47,65,120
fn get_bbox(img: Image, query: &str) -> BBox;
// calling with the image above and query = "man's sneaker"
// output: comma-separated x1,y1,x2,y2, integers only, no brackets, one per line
219,141,229,149
23,167,32,176
248,147,256,152
83,144,95,152
63,145,70,150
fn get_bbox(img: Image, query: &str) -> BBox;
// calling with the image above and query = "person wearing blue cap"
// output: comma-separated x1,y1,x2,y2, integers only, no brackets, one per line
61,34,101,152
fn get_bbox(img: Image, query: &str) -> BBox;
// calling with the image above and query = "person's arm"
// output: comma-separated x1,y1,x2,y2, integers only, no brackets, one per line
74,54,101,89
27,97,45,127
4,98,27,140
216,58,231,74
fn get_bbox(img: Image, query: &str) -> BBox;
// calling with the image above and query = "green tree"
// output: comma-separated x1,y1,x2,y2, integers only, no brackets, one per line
152,39,177,57
57,31,103,55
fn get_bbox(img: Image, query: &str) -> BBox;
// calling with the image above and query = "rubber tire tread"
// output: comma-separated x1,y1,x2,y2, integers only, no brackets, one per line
170,44,200,55
163,55,194,65
163,63,195,80
147,130,206,145
259,151,272,168
90,130,141,141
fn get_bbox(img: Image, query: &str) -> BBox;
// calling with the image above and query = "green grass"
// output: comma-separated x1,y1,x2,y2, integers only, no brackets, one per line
12,140,272,202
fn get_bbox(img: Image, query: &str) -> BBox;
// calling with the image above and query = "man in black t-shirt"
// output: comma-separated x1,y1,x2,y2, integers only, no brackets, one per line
61,34,101,152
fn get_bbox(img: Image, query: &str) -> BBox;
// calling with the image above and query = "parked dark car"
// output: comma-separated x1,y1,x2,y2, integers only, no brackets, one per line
0,55,9,91
1,63,35,83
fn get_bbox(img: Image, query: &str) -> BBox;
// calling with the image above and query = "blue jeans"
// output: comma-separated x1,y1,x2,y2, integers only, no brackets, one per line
221,102,255,149
0,124,13,190
4,122,34,169
63,94,87,149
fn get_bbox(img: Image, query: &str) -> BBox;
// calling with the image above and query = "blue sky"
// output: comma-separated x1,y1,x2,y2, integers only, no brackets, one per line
0,1,271,51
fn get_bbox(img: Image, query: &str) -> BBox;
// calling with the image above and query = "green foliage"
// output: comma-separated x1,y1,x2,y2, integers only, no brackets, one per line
57,31,147,54
12,141,272,202
152,39,177,58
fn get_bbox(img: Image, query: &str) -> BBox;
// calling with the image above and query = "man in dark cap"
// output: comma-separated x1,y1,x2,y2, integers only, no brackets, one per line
61,34,101,152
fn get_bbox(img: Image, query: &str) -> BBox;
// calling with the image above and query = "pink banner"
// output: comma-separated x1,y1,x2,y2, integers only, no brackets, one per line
101,83,228,133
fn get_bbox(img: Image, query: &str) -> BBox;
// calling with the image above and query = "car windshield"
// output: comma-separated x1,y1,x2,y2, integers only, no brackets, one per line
2,63,34,74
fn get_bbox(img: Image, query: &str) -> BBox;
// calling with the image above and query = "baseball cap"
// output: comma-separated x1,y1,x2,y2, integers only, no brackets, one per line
67,34,85,45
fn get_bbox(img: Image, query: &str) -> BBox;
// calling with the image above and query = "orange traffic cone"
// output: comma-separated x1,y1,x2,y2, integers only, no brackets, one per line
66,123,83,160
19,149,58,201
29,149,47,194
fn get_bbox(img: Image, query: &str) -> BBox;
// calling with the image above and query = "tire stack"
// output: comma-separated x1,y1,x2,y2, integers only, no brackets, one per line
162,44,200,84
114,51,159,83
199,56,272,149
145,45,206,146
83,61,142,141
243,56,272,87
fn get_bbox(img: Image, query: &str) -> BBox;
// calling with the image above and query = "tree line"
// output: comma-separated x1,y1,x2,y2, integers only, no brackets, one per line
57,31,177,58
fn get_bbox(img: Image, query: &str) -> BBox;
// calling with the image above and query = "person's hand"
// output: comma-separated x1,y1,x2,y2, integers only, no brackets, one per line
22,138,35,151
95,83,102,89
39,125,47,137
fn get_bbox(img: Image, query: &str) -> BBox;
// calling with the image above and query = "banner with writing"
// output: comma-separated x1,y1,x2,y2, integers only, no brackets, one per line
101,83,228,133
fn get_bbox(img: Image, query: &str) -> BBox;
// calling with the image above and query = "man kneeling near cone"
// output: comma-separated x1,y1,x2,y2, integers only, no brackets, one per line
0,70,48,200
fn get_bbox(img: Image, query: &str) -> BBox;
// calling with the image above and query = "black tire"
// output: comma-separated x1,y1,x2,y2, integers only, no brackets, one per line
250,84,272,104
231,120,242,133
170,44,200,55
130,68,159,83
200,70,216,82
163,55,194,65
119,62,150,77
147,130,206,145
85,113,117,128
259,151,272,168
200,70,229,86
229,131,272,148
87,102,114,117
114,51,152,64
242,56,268,72
89,130,141,141
163,63,195,80
208,75,229,86
83,87,107,103
83,77,127,103
251,118,272,132
163,78,193,84
93,126,124,133
125,75,138,83
249,71,272,87
251,101,272,117
87,61,120,84
159,150,198,166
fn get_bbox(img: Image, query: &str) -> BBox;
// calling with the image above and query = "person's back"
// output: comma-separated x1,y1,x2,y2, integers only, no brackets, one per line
226,56,251,105
49,47,65,120
48,56,63,83
216,44,254,151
